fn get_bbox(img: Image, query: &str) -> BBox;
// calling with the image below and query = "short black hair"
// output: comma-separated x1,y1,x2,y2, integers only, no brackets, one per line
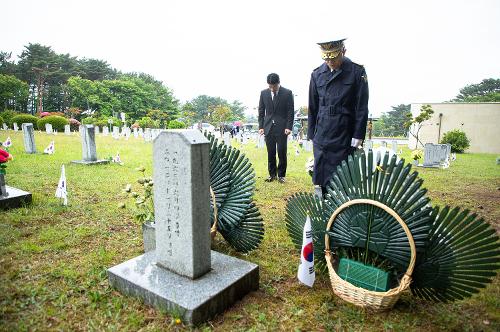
267,73,280,84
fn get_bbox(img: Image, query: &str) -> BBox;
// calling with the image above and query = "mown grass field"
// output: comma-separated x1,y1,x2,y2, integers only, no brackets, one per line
0,130,499,331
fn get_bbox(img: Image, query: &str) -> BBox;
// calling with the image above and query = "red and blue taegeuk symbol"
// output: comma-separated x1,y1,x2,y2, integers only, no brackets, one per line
302,242,314,262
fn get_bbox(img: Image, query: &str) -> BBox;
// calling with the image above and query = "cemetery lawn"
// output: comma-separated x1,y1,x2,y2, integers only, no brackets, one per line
1,131,499,331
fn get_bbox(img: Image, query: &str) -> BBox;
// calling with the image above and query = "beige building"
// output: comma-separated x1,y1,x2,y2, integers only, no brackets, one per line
408,103,500,154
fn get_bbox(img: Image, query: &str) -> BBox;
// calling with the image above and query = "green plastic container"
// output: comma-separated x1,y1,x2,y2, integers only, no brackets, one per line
337,258,390,292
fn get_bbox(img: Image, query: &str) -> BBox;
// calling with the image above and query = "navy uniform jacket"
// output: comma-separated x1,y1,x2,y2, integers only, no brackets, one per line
308,57,369,186
258,87,294,136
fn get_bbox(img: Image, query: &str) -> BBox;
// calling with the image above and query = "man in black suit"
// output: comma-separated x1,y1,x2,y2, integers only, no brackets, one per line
258,73,295,183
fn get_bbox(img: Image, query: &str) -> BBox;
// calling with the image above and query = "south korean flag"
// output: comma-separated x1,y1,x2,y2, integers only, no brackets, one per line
297,215,315,287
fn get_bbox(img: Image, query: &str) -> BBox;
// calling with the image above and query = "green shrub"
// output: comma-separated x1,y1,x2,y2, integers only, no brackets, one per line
0,110,19,125
11,114,39,127
167,120,186,129
81,117,96,125
137,116,158,128
441,129,470,153
69,118,81,131
0,115,3,128
37,115,69,132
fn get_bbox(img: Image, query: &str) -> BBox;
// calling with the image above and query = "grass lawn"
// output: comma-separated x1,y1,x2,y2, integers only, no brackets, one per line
1,130,499,331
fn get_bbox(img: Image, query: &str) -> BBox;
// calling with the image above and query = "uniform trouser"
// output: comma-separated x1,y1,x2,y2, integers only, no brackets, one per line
313,143,355,192
265,128,288,178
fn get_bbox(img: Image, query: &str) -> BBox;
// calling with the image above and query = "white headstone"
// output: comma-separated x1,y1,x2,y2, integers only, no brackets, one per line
2,123,7,130
153,130,211,279
223,132,231,146
95,126,100,135
138,127,144,137
22,123,36,154
423,143,451,168
144,128,152,142
64,124,71,135
133,127,138,138
45,123,53,134
391,140,398,153
13,123,18,131
102,126,109,136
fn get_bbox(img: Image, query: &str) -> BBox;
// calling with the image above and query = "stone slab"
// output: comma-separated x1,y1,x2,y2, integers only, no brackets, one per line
0,186,32,209
71,160,110,165
108,250,259,325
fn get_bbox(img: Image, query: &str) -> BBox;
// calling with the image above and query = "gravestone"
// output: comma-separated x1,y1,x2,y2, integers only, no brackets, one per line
13,123,18,131
423,143,451,168
95,126,100,135
133,127,138,138
257,134,265,149
364,139,373,152
144,128,152,142
64,124,71,135
2,123,7,130
0,177,32,209
112,126,120,139
71,125,109,165
108,130,259,325
223,132,231,146
45,123,53,134
102,126,109,136
22,123,36,154
138,127,144,137
391,140,398,153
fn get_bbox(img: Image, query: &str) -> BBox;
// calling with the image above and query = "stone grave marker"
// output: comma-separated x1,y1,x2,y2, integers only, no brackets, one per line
64,124,71,135
133,127,138,138
95,126,100,135
71,125,109,165
2,123,7,130
423,143,451,168
108,130,259,325
138,127,144,137
45,123,53,134
22,123,36,154
112,126,120,139
391,140,398,153
102,126,109,136
223,131,231,146
13,123,18,131
144,128,152,142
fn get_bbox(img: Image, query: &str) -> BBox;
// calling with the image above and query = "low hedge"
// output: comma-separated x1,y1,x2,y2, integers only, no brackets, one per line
37,115,69,132
168,120,186,129
11,114,39,127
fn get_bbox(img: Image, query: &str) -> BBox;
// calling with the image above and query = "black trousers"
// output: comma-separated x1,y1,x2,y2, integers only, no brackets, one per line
265,128,288,178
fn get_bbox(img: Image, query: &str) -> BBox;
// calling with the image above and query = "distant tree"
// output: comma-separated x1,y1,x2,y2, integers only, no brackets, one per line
0,52,17,76
78,58,117,81
211,105,233,133
404,104,434,148
297,106,308,116
228,100,246,120
0,74,29,112
453,78,500,102
381,104,411,137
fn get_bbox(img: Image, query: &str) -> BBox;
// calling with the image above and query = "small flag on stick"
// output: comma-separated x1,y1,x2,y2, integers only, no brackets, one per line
44,141,55,154
55,164,67,205
2,137,12,148
297,214,315,287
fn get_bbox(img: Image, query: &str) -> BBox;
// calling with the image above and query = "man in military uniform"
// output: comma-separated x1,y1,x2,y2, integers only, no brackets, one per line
308,38,369,192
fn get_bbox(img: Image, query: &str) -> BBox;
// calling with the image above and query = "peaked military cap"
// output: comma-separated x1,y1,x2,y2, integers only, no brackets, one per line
317,38,346,59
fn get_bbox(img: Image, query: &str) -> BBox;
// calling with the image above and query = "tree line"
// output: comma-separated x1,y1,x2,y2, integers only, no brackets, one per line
0,43,247,127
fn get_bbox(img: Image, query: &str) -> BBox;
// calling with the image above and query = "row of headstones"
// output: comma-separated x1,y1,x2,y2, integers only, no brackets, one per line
18,123,107,163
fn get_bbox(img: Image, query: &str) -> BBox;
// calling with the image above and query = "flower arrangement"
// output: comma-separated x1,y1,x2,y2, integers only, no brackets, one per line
0,148,13,175
411,149,423,161
120,166,154,224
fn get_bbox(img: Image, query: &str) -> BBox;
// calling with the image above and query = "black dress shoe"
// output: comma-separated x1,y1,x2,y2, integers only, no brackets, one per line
265,176,276,182
278,177,286,183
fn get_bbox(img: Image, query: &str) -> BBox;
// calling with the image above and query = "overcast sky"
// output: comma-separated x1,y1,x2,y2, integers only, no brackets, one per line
3,0,499,117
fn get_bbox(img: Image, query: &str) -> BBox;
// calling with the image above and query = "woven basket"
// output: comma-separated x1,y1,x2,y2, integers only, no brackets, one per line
324,199,416,311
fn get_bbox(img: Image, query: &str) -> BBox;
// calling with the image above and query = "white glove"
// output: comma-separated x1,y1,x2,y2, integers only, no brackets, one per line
351,138,363,148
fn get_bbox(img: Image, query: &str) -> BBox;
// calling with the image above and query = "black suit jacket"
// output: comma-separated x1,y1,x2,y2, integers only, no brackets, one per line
258,86,294,135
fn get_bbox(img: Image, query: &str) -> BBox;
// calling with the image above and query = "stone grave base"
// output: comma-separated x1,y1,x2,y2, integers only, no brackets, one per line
0,186,32,209
71,159,110,165
108,250,259,325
